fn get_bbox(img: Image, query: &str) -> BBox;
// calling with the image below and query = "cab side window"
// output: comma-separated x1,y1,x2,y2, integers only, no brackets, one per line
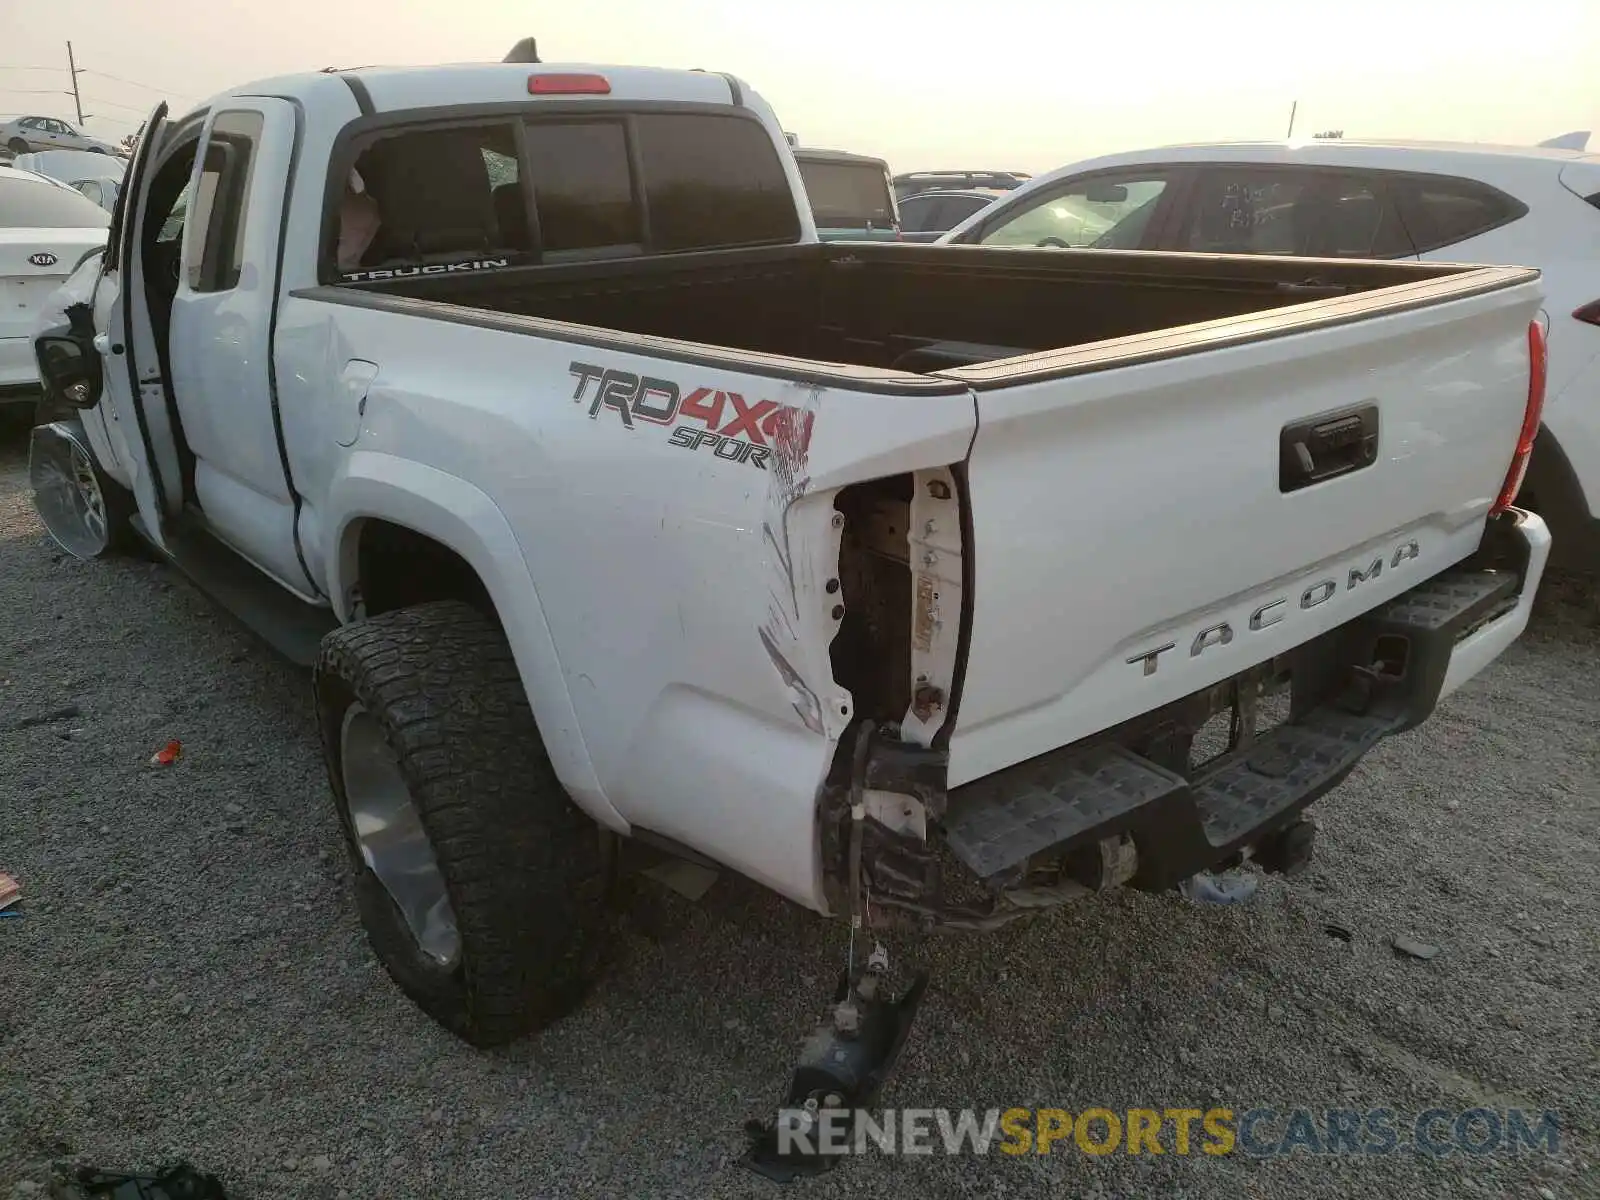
182,110,264,293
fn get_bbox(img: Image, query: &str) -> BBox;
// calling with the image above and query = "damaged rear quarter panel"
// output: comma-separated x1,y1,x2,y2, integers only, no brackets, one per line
381,321,978,910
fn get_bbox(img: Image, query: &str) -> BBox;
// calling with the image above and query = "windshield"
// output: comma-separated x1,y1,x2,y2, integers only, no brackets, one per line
797,160,895,229
0,175,113,229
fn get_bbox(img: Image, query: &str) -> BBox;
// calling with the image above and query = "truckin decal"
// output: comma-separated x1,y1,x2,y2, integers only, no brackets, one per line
340,258,513,283
568,360,815,471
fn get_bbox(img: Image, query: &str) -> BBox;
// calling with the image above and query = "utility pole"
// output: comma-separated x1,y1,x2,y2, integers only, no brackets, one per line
1286,100,1298,139
66,41,85,124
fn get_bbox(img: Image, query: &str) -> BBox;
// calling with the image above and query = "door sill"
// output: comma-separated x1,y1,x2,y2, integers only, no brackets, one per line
131,514,337,667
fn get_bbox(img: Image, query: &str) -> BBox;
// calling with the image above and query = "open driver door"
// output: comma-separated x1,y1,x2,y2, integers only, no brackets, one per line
91,100,184,552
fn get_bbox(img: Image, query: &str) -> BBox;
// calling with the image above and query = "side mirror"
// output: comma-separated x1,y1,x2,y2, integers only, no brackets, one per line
1084,182,1129,204
34,334,102,409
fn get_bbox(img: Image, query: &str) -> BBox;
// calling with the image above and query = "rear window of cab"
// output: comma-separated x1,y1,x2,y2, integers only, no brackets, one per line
330,109,801,279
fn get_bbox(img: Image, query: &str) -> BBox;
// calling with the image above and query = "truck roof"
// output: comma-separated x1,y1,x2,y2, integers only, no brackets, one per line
216,61,745,114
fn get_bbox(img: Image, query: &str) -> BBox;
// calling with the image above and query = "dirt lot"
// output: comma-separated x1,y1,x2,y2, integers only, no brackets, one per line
1,426,1596,1200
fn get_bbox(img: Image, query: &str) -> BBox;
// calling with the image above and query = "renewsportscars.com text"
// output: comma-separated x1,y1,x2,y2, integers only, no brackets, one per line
776,1106,1561,1159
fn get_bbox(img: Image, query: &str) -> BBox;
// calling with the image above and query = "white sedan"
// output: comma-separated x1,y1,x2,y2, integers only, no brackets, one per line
0,167,110,400
12,149,126,211
940,136,1600,565
1,115,121,158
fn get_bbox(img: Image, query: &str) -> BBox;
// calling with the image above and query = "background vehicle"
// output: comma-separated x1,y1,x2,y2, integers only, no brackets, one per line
892,169,1030,202
941,138,1600,565
1,168,108,399
895,187,1004,242
1,115,120,156
11,149,126,211
27,59,1549,1080
792,147,899,241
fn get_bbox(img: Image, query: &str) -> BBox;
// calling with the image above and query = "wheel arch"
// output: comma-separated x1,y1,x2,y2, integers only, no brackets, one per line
327,452,626,832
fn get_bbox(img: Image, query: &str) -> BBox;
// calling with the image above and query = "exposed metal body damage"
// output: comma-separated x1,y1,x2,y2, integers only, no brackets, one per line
758,388,841,739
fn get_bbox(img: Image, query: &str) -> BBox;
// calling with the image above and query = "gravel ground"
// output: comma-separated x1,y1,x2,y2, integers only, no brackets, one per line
1,424,1596,1200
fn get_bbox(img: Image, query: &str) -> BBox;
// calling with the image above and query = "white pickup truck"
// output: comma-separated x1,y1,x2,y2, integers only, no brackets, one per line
28,50,1550,1104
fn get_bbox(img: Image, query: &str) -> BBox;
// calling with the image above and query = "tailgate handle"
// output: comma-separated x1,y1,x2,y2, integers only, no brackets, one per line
1280,403,1378,493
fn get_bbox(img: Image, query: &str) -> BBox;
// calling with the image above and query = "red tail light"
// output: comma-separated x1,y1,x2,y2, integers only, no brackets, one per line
529,73,611,95
1574,299,1600,326
1491,320,1548,514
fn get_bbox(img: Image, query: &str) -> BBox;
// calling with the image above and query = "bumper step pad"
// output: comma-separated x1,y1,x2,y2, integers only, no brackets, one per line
943,706,1392,886
939,565,1520,889
1365,567,1516,635
1192,706,1393,846
943,746,1185,879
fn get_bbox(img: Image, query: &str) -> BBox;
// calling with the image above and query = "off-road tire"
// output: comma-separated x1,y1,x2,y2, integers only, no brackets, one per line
314,600,608,1047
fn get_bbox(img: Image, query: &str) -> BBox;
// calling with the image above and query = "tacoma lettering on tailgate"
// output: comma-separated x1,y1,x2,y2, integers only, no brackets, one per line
568,361,815,471
1126,538,1423,676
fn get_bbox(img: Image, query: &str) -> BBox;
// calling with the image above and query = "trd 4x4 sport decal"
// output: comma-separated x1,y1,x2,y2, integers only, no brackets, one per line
568,361,814,470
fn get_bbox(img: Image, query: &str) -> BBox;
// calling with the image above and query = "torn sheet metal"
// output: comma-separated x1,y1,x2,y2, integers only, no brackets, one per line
758,385,854,741
901,467,963,747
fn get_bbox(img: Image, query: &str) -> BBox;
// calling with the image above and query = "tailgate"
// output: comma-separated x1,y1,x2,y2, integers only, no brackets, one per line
943,266,1542,786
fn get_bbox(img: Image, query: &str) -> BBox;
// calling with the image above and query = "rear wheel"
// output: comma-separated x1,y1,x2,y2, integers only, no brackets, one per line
314,600,609,1046
7,138,28,155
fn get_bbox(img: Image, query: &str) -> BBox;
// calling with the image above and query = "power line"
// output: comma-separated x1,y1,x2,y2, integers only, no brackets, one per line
0,87,73,96
0,65,67,73
82,68,198,103
81,94,153,115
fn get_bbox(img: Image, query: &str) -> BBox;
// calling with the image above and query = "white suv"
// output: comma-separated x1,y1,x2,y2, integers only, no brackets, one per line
942,138,1600,565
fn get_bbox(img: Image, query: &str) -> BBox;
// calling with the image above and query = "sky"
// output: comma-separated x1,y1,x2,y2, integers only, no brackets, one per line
2,0,1597,172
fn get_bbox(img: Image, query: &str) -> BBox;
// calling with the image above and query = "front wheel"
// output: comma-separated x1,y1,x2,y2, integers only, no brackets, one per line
28,422,134,559
314,600,609,1046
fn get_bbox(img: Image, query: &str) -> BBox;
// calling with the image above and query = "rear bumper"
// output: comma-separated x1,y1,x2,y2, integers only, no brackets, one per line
839,510,1548,929
1438,509,1549,699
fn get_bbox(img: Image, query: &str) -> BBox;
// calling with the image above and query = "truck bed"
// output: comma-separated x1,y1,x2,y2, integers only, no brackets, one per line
330,242,1489,375
278,240,1543,914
